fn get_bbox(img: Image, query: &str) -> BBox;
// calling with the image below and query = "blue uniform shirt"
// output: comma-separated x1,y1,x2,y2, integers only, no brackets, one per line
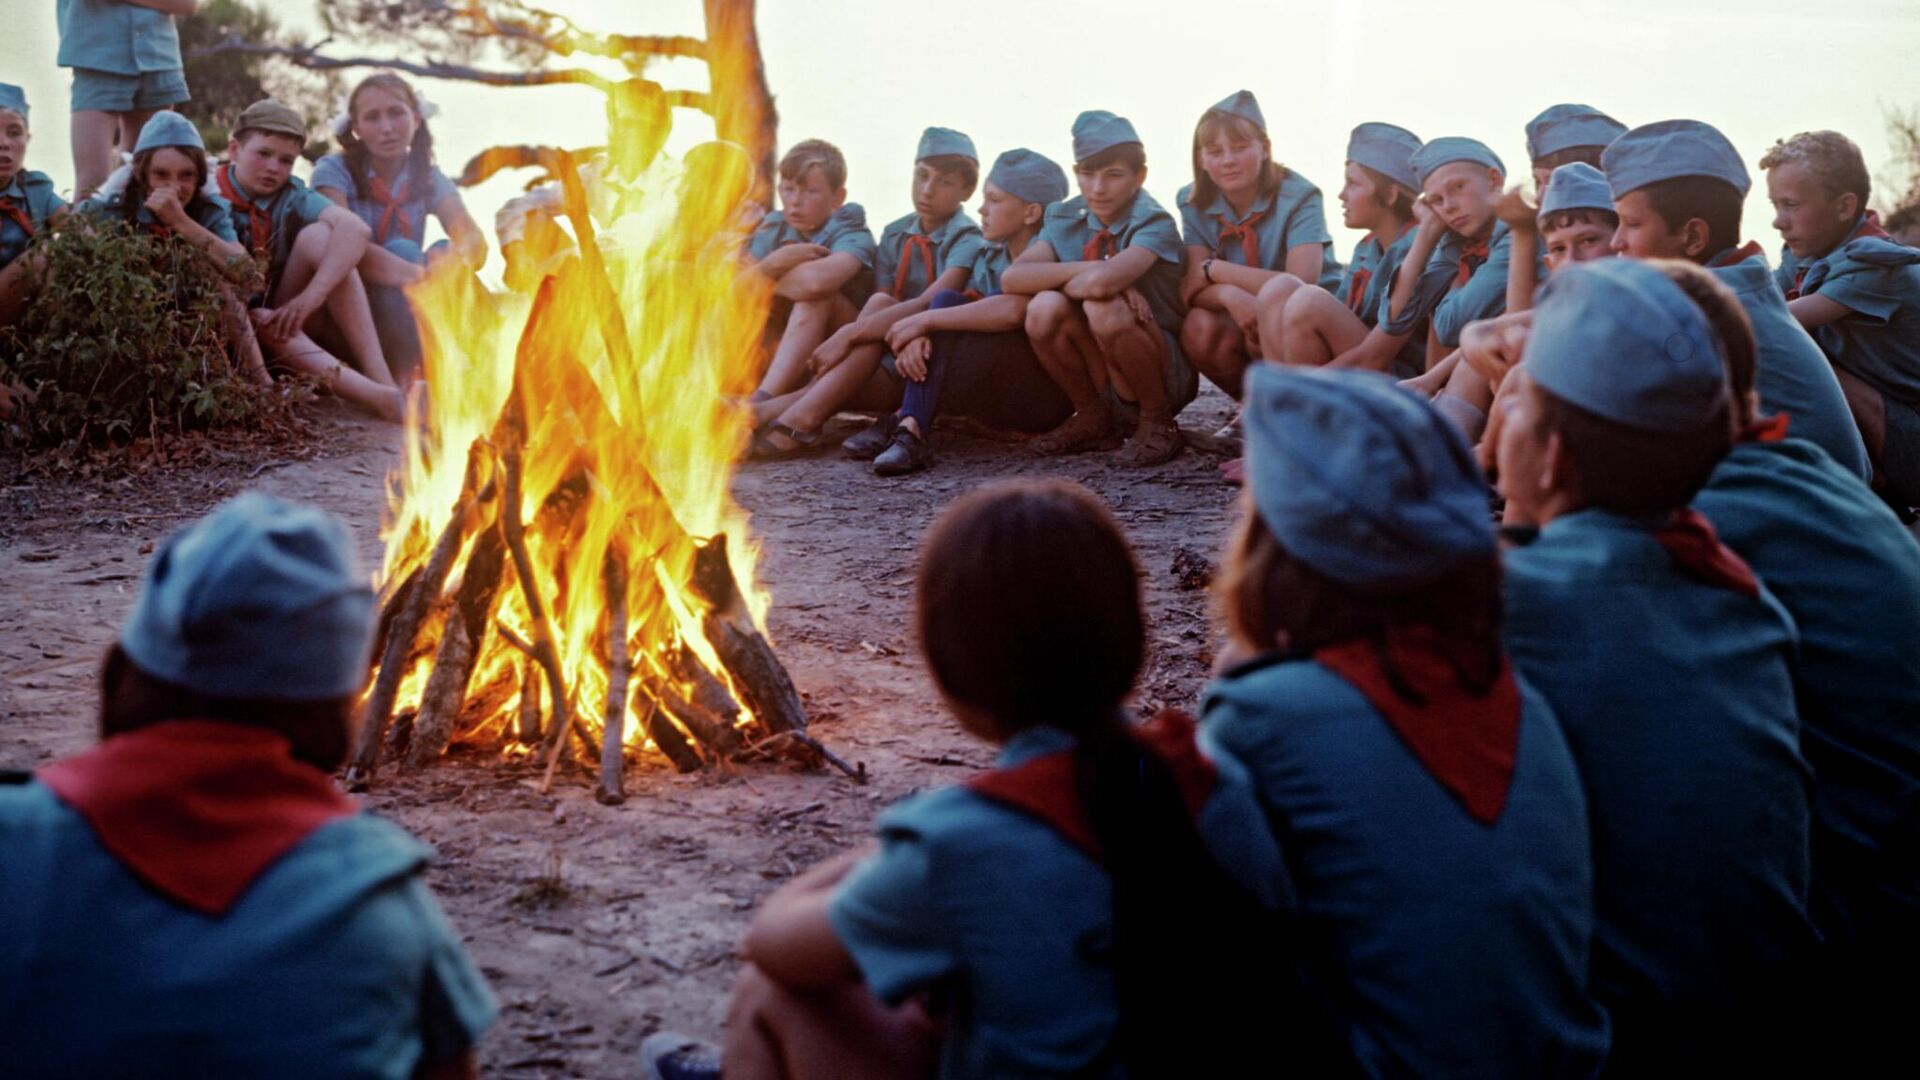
748,202,878,306
1381,221,1520,347
1037,191,1187,332
1502,509,1815,1018
78,190,240,245
1695,437,1920,944
1176,171,1341,290
0,170,67,269
1338,225,1424,377
56,0,184,75
310,154,459,248
0,780,497,1078
963,239,1016,298
873,209,985,300
1200,654,1608,1080
1708,248,1872,481
218,166,333,276
829,725,1286,1080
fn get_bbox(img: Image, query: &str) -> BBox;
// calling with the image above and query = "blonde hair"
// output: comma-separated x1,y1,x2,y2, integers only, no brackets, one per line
1759,130,1870,205
777,139,847,190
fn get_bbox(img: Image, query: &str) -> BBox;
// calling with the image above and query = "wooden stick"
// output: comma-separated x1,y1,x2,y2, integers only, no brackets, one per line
345,440,494,791
409,525,509,767
501,447,576,796
553,150,637,381
596,549,631,805
672,643,742,726
635,680,703,773
651,673,741,756
517,655,543,745
689,534,807,733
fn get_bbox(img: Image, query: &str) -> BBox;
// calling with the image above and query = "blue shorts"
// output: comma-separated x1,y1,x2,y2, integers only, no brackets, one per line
1105,326,1199,421
71,68,190,113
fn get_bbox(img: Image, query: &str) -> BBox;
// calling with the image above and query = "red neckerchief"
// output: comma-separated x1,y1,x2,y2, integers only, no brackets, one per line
142,220,175,240
216,164,271,254
1215,209,1267,266
1740,412,1792,443
0,194,35,238
892,232,937,298
966,710,1217,865
368,173,415,245
1452,235,1491,290
1342,267,1373,314
38,720,357,916
1082,228,1118,262
1654,508,1760,598
1314,626,1521,826
1789,215,1893,299
1707,240,1765,269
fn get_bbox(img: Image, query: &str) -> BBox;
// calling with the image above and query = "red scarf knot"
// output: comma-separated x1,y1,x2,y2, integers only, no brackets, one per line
1343,267,1373,314
1453,236,1491,290
1214,209,1267,266
368,173,415,246
1315,625,1521,826
216,165,271,254
0,194,35,238
1082,229,1118,262
1739,412,1792,444
1654,508,1759,598
892,232,937,298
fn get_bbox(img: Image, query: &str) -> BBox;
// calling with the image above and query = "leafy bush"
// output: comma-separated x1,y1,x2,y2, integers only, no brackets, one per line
2,222,304,450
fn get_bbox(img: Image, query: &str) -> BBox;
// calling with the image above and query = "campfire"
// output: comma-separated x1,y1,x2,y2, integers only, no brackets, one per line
343,20,847,802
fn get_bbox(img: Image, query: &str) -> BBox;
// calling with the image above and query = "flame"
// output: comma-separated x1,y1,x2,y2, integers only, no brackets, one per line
375,90,774,762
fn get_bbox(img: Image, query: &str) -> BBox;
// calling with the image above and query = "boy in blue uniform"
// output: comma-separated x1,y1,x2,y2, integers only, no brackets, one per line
1762,129,1920,510
1203,365,1608,1080
1381,137,1516,396
1255,122,1425,376
217,99,404,422
1525,104,1626,196
863,148,1074,476
1495,259,1815,1074
1602,119,1871,480
745,139,878,399
750,128,983,458
57,0,197,199
0,493,496,1077
0,84,68,335
1175,90,1338,398
1003,111,1194,466
644,480,1311,1080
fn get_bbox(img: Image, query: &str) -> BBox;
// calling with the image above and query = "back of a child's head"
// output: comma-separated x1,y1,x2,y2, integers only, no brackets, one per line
778,139,847,190
916,479,1142,737
1759,130,1871,207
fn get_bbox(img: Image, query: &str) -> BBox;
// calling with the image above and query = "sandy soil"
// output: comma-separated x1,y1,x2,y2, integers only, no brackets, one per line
0,389,1240,1078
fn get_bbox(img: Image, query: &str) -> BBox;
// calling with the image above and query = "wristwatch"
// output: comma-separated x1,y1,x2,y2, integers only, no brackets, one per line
1202,258,1215,284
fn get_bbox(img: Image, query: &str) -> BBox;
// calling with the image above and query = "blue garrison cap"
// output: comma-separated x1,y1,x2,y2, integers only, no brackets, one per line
1410,136,1505,189
1072,110,1141,163
1207,89,1266,134
917,126,977,163
1526,104,1626,161
120,493,377,700
1243,365,1494,592
987,148,1069,205
1601,119,1751,199
1524,258,1728,433
1347,122,1423,193
0,83,27,121
1538,162,1615,219
133,110,205,155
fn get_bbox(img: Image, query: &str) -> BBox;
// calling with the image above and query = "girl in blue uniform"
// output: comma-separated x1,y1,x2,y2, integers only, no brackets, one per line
1203,363,1607,1080
644,479,1338,1080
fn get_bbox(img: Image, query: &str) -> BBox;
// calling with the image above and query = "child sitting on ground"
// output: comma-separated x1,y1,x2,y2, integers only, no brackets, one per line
1003,111,1193,465
744,140,877,399
1204,363,1608,1079
642,479,1336,1080
0,493,496,1076
749,128,983,459
1762,129,1920,512
0,84,68,328
860,148,1074,477
1175,90,1339,399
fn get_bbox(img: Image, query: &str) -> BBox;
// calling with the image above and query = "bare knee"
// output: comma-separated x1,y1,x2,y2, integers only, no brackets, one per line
788,296,834,328
1082,296,1135,341
859,293,897,317
1180,308,1230,355
1025,290,1073,337
1257,272,1306,308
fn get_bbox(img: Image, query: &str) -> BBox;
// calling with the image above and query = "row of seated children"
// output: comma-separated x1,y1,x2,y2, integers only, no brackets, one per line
641,255,1920,1079
0,74,484,423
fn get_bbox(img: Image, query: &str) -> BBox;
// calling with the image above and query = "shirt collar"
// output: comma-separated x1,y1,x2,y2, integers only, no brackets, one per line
995,725,1078,768
0,174,25,200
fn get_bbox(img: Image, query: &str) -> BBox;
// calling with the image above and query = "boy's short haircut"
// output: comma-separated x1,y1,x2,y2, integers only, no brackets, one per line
1532,145,1607,172
1536,388,1731,513
919,152,979,192
1357,163,1417,218
1758,130,1872,206
1077,142,1148,175
1639,175,1744,255
778,139,848,190
1540,207,1620,235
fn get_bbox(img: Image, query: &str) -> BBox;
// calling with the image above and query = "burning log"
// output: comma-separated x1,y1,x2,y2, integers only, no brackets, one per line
672,642,743,727
651,671,741,757
517,657,544,744
690,534,807,734
635,681,703,773
597,550,632,805
409,526,510,767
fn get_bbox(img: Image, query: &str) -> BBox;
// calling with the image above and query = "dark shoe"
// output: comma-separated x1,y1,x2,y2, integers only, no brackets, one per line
841,413,899,460
1030,407,1120,455
641,1031,722,1080
873,427,933,476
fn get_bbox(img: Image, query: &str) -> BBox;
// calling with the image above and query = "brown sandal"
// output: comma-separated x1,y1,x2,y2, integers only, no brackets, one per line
1119,415,1184,467
1030,408,1119,455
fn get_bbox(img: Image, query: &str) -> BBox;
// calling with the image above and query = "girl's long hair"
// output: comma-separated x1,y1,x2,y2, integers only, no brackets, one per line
121,146,212,231
1189,109,1287,212
917,479,1354,1076
337,73,436,200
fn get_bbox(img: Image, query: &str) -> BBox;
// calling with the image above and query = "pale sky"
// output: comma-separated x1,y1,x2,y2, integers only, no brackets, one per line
7,0,1920,278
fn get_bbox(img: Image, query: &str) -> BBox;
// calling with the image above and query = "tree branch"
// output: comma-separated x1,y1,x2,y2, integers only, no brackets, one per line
187,33,617,92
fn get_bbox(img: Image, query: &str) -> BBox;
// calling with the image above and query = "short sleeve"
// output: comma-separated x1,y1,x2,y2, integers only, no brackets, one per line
1381,244,1457,337
400,877,499,1064
1126,209,1184,265
942,228,986,281
1814,259,1905,326
1430,235,1512,347
294,186,335,229
1281,187,1333,248
827,829,958,1005
829,222,877,268
1177,188,1213,251
873,228,901,296
427,167,459,209
198,200,239,244
309,155,351,196
1038,208,1079,262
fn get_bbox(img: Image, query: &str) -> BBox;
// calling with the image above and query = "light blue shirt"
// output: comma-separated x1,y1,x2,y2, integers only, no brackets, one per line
1036,191,1187,332
56,0,184,76
310,154,460,247
1381,221,1520,347
873,209,985,300
0,170,67,268
748,202,878,306
1338,225,1423,377
1176,171,1341,290
77,189,240,245
218,166,333,274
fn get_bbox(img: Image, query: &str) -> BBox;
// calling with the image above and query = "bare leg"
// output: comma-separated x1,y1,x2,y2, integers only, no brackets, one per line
275,223,396,387
1280,286,1372,368
722,966,938,1080
1025,290,1105,410
759,294,856,397
1087,293,1183,465
260,321,404,421
1254,273,1308,364
1834,367,1889,463
1180,307,1250,398
222,289,271,386
70,111,122,200
1433,355,1493,442
775,348,885,434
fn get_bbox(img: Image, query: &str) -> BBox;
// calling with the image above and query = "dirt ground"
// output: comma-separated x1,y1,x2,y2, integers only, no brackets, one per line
0,389,1242,1078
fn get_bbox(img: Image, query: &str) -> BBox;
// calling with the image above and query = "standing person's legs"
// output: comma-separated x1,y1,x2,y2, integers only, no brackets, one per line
70,66,183,198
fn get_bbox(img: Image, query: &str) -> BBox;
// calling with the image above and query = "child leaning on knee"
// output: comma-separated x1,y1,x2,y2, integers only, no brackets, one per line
643,479,1341,1080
